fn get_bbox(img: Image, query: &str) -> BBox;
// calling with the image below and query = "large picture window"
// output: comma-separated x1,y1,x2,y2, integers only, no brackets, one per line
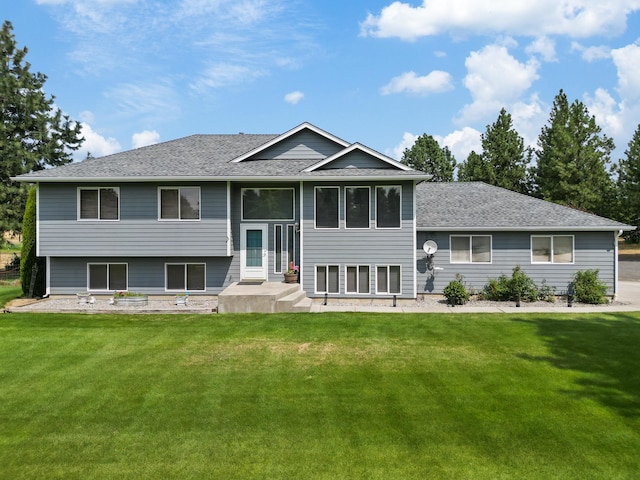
242,188,294,220
159,187,200,220
531,235,574,263
376,186,401,228
315,187,339,228
79,187,119,220
88,263,127,291
346,187,370,229
316,265,339,294
450,235,492,263
376,265,401,294
165,263,206,291
346,265,370,294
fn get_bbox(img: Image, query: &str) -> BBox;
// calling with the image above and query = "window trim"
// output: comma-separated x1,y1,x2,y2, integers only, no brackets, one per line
164,263,207,292
158,187,201,221
345,186,371,230
530,235,575,264
375,264,402,295
241,187,295,221
315,264,340,294
274,224,283,274
375,185,402,229
77,187,120,221
345,265,370,294
449,235,493,264
314,186,340,229
87,263,128,292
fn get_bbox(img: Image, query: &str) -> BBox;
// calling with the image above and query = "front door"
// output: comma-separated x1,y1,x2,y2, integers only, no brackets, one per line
240,224,268,280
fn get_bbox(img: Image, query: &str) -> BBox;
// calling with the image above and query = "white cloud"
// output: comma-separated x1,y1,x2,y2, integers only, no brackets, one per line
132,130,160,149
571,42,612,61
435,127,482,162
190,63,267,92
612,43,640,101
75,123,121,160
284,91,304,104
584,88,624,137
380,70,453,95
360,0,640,41
458,43,540,124
105,82,180,120
526,36,557,62
388,132,419,160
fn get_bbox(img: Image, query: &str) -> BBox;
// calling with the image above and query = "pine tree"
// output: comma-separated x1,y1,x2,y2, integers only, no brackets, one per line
401,134,456,182
20,187,45,297
457,150,489,182
533,89,615,216
617,124,640,241
0,20,83,235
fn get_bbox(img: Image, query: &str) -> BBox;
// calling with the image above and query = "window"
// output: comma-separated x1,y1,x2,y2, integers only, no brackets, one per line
274,225,283,274
450,235,492,263
531,235,574,263
159,187,200,220
376,186,401,228
315,187,339,228
79,187,119,220
88,263,127,291
287,224,296,266
316,265,339,294
346,265,370,294
345,187,370,229
166,263,206,291
376,265,401,294
242,188,294,220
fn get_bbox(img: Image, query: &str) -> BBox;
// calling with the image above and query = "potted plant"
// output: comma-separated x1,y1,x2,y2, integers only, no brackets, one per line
284,261,299,283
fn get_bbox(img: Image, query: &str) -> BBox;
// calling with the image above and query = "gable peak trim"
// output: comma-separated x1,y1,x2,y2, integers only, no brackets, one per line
303,142,413,172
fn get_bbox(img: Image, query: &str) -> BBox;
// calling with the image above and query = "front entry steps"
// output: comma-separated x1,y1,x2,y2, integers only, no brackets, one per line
217,281,311,313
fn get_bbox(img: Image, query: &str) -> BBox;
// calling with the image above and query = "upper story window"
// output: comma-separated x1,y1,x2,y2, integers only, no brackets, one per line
531,235,574,264
345,187,370,229
79,187,119,220
450,235,492,263
159,187,200,220
315,187,339,229
376,186,401,228
242,188,294,220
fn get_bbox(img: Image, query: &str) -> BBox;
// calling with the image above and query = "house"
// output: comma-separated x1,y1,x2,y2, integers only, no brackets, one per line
14,122,633,306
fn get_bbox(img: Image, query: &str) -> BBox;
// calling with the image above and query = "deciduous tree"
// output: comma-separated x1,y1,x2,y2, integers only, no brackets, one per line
0,20,83,235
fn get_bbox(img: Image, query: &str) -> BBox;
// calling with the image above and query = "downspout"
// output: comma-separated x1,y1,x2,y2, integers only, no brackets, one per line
614,229,622,299
413,180,417,299
226,181,231,257
299,181,304,291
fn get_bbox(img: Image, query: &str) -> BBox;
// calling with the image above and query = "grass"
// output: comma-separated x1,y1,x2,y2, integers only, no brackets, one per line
0,282,22,308
1,312,639,479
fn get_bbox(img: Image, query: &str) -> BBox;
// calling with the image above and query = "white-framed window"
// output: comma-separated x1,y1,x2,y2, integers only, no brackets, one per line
159,187,200,220
315,186,339,229
346,265,370,294
376,185,401,228
376,265,401,294
345,186,370,229
450,235,492,263
274,224,283,274
531,235,574,264
78,187,119,220
165,263,206,291
241,188,294,220
87,263,127,291
316,265,339,294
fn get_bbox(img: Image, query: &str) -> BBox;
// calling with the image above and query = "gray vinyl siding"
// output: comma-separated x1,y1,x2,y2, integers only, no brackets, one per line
49,256,233,294
254,130,343,160
319,150,395,170
302,181,415,298
416,230,617,296
38,182,229,257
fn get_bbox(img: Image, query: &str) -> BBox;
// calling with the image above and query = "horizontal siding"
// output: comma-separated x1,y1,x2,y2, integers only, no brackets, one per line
50,256,233,295
416,231,617,295
256,130,343,160
322,150,395,169
39,182,229,256
302,181,415,298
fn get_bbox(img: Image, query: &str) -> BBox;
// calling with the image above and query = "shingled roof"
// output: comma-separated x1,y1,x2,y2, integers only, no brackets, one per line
416,182,632,231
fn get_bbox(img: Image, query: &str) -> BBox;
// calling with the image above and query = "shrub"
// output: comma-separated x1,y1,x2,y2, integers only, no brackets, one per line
572,270,608,304
20,187,46,298
481,275,511,301
537,280,556,303
480,266,539,302
443,276,470,306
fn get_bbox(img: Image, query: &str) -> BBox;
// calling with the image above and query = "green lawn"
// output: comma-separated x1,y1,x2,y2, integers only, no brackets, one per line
0,283,21,308
1,312,639,479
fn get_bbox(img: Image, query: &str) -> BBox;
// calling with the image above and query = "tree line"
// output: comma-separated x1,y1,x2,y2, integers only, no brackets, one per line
401,91,640,239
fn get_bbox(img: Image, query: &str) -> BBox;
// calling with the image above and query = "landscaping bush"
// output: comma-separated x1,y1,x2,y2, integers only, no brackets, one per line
443,275,470,306
572,270,608,304
480,266,542,302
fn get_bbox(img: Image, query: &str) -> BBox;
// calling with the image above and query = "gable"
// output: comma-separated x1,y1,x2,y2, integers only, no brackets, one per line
313,149,398,170
251,129,345,161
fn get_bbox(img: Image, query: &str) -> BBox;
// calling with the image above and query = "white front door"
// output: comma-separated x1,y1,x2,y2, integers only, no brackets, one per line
240,224,268,280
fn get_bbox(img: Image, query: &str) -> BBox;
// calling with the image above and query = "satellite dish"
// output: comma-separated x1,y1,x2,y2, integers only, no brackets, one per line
423,240,438,255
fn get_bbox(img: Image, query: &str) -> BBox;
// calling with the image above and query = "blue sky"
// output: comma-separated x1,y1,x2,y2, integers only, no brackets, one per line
5,0,640,164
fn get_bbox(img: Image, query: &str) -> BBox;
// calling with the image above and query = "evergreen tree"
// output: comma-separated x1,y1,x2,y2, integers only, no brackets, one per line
533,89,615,216
20,187,45,297
0,20,83,235
457,150,489,182
401,134,456,182
617,124,640,241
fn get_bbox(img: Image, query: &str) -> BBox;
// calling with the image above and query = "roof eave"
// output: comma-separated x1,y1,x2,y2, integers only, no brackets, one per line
15,174,430,183
417,226,635,232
